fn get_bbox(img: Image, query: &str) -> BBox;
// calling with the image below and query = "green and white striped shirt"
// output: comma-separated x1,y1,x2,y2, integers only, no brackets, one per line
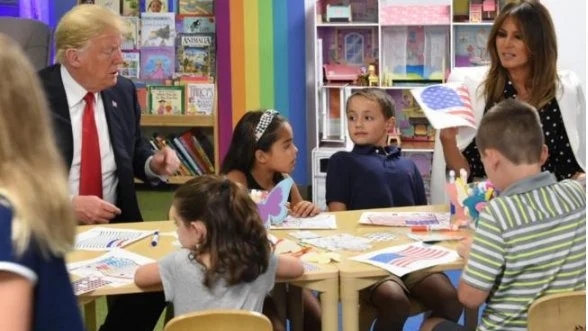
463,172,586,331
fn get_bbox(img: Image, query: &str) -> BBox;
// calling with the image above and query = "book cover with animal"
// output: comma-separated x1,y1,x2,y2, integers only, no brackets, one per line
94,0,121,14
122,0,140,16
119,51,140,79
140,47,175,82
185,83,214,115
178,0,214,15
148,85,184,115
121,16,139,50
141,12,176,47
182,15,215,33
175,33,215,79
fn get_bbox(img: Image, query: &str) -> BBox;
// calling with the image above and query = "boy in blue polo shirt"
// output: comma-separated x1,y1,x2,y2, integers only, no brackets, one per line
421,100,586,331
326,88,462,331
326,88,427,210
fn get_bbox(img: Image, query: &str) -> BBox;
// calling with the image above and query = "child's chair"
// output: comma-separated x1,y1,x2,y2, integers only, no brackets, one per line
527,291,586,331
164,309,273,331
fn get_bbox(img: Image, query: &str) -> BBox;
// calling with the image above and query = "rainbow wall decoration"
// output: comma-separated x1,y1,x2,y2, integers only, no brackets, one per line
216,0,308,183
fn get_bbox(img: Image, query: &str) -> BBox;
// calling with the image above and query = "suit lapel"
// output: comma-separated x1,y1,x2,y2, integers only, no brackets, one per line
47,65,74,166
101,89,126,162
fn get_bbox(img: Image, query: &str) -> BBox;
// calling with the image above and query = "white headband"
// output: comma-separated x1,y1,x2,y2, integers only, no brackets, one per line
254,109,279,142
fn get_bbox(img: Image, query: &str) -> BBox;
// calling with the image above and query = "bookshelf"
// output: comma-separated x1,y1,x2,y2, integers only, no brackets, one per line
310,0,500,208
90,0,220,184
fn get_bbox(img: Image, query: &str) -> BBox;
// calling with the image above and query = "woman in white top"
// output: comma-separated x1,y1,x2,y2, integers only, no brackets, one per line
431,0,585,204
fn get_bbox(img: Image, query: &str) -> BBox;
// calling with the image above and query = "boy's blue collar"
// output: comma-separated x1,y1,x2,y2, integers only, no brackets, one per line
352,144,401,157
501,171,557,197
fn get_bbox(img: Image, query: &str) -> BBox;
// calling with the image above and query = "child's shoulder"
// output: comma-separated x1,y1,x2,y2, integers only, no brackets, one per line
225,170,248,188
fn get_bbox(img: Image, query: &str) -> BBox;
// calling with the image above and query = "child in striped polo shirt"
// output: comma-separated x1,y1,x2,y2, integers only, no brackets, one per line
422,99,586,331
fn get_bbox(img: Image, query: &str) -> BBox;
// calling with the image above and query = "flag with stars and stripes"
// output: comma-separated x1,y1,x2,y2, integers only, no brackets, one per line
411,83,477,133
351,243,459,276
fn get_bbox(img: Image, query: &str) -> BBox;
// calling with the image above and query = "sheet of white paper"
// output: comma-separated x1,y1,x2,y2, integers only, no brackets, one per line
351,243,460,277
302,234,371,252
359,211,451,228
270,214,337,230
75,227,155,251
68,249,155,286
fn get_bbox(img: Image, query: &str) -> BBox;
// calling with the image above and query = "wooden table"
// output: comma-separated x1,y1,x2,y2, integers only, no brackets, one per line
327,205,477,331
68,220,339,331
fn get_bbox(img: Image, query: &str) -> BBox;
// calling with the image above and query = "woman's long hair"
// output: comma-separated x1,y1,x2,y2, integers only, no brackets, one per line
484,0,558,109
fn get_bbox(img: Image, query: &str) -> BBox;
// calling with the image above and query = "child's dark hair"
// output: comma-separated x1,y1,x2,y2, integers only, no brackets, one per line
346,88,395,119
476,99,544,164
221,110,287,174
173,175,271,288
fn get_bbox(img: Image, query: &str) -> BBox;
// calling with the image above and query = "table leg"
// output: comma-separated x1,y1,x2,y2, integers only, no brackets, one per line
319,278,339,331
341,281,360,331
83,300,97,331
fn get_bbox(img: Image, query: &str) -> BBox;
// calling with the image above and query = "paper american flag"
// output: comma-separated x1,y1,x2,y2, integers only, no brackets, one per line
351,243,459,276
411,83,477,132
369,245,450,267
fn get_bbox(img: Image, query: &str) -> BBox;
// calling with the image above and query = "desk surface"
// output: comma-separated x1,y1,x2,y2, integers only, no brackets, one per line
68,220,338,298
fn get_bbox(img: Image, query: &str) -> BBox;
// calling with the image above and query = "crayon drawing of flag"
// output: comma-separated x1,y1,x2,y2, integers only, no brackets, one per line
411,83,477,132
369,245,449,268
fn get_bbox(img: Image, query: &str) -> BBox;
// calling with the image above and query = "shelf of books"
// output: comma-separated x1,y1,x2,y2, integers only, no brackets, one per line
90,0,219,181
141,114,215,127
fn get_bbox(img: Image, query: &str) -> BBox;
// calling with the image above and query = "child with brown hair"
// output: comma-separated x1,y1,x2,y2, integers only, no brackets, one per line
327,88,462,331
135,175,304,316
422,99,586,331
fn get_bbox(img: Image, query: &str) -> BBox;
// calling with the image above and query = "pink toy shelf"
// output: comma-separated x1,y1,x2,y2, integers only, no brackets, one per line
380,5,451,26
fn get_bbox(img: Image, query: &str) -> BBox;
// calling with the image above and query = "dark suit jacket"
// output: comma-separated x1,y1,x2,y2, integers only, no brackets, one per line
39,64,153,223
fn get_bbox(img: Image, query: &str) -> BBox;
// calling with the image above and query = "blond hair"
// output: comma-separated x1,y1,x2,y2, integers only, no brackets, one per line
484,0,558,109
0,34,76,257
55,4,124,64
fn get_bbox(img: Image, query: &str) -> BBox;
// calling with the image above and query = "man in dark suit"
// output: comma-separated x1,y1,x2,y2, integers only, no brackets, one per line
39,5,179,331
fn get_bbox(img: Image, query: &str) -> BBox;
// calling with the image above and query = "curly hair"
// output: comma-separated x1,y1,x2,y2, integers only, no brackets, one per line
173,175,271,288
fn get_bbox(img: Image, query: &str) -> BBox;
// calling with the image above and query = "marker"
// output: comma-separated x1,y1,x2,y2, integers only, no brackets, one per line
410,224,459,232
151,231,160,247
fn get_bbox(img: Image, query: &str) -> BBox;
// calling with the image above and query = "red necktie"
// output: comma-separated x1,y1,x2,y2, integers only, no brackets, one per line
79,92,102,198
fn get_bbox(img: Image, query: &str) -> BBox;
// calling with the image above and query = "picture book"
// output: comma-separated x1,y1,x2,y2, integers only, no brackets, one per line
175,33,215,78
182,16,216,33
351,243,459,276
121,16,139,50
95,0,121,13
186,83,214,115
122,0,140,16
178,0,214,15
148,85,184,115
359,211,451,228
68,249,154,286
454,25,491,67
120,51,140,79
136,85,148,113
141,12,176,47
141,0,173,12
140,47,175,81
75,227,154,251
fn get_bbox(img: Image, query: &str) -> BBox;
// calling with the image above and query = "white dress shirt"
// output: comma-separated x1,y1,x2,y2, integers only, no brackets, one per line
61,66,119,204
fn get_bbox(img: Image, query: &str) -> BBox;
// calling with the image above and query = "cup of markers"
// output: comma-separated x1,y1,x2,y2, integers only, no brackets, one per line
446,169,497,228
